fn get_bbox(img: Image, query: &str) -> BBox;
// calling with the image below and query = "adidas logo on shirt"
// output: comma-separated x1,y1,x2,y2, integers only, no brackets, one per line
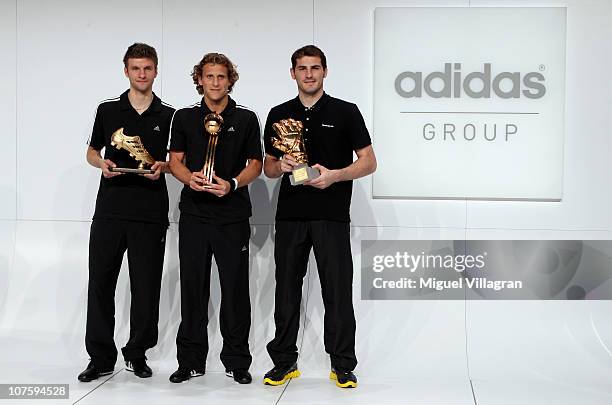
153,125,160,131
227,126,235,132
241,245,248,252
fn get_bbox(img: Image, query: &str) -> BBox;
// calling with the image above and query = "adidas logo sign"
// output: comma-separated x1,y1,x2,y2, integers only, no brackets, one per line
153,125,160,131
241,245,247,252
228,126,235,132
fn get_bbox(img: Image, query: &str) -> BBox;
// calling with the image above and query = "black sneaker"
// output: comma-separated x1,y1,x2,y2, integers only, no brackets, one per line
330,368,357,388
77,362,113,382
169,367,205,383
225,369,252,384
125,358,152,378
263,363,300,386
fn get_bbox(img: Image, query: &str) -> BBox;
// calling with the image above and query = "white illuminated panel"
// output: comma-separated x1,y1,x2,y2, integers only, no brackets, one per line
373,7,566,200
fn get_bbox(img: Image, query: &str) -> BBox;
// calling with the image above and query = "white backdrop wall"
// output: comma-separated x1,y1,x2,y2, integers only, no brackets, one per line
2,0,612,400
0,0,16,220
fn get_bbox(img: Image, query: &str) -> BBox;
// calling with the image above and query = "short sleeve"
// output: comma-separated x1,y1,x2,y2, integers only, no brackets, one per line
87,105,105,150
263,108,283,159
168,110,185,152
244,112,263,160
347,103,372,151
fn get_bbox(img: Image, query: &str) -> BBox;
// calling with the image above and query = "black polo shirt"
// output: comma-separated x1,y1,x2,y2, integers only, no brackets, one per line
264,93,371,222
88,90,175,226
169,96,262,224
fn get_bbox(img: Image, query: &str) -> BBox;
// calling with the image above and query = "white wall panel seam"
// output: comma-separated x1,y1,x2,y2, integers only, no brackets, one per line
14,0,17,221
312,0,315,44
160,0,164,101
11,219,612,234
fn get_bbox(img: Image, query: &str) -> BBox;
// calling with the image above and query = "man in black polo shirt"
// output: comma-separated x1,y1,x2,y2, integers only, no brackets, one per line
262,45,377,389
78,43,175,382
167,52,262,385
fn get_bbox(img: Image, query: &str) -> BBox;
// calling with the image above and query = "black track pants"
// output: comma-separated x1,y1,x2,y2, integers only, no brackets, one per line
175,218,252,371
85,219,166,370
266,220,357,372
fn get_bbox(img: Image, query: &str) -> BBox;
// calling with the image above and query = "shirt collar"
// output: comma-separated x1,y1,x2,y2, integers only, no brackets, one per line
119,89,162,113
199,95,236,118
293,92,330,112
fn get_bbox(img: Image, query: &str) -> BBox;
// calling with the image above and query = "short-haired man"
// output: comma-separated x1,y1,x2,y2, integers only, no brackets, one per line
79,43,175,382
168,53,262,384
263,45,376,388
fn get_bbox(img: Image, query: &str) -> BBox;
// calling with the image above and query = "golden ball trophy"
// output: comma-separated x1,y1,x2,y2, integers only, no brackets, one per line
201,113,224,188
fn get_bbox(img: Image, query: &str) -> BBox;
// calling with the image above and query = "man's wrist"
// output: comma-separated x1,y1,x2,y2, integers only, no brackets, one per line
225,177,238,193
332,169,342,183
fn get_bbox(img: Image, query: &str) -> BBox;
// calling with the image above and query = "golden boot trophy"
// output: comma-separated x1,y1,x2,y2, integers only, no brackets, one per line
271,118,320,185
109,128,156,174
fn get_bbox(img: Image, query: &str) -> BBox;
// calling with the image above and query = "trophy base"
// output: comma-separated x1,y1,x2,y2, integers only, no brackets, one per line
109,167,155,174
290,164,320,186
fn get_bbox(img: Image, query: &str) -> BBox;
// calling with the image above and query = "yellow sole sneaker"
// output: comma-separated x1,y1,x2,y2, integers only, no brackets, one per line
329,370,357,388
263,370,301,386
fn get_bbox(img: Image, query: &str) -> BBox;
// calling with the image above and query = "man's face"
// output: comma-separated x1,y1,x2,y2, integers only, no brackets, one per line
199,63,230,105
291,56,327,96
124,58,157,93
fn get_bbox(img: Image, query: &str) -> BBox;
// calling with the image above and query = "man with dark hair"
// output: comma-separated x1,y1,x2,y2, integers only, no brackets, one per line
290,44,327,70
122,42,159,68
167,52,262,385
263,45,376,389
78,43,174,382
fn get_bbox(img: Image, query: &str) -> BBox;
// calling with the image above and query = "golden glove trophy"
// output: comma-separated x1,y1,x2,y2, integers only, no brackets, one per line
271,118,320,185
201,113,224,188
108,128,156,174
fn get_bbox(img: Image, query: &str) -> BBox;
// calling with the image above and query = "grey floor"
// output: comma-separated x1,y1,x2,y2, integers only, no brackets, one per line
2,334,612,405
